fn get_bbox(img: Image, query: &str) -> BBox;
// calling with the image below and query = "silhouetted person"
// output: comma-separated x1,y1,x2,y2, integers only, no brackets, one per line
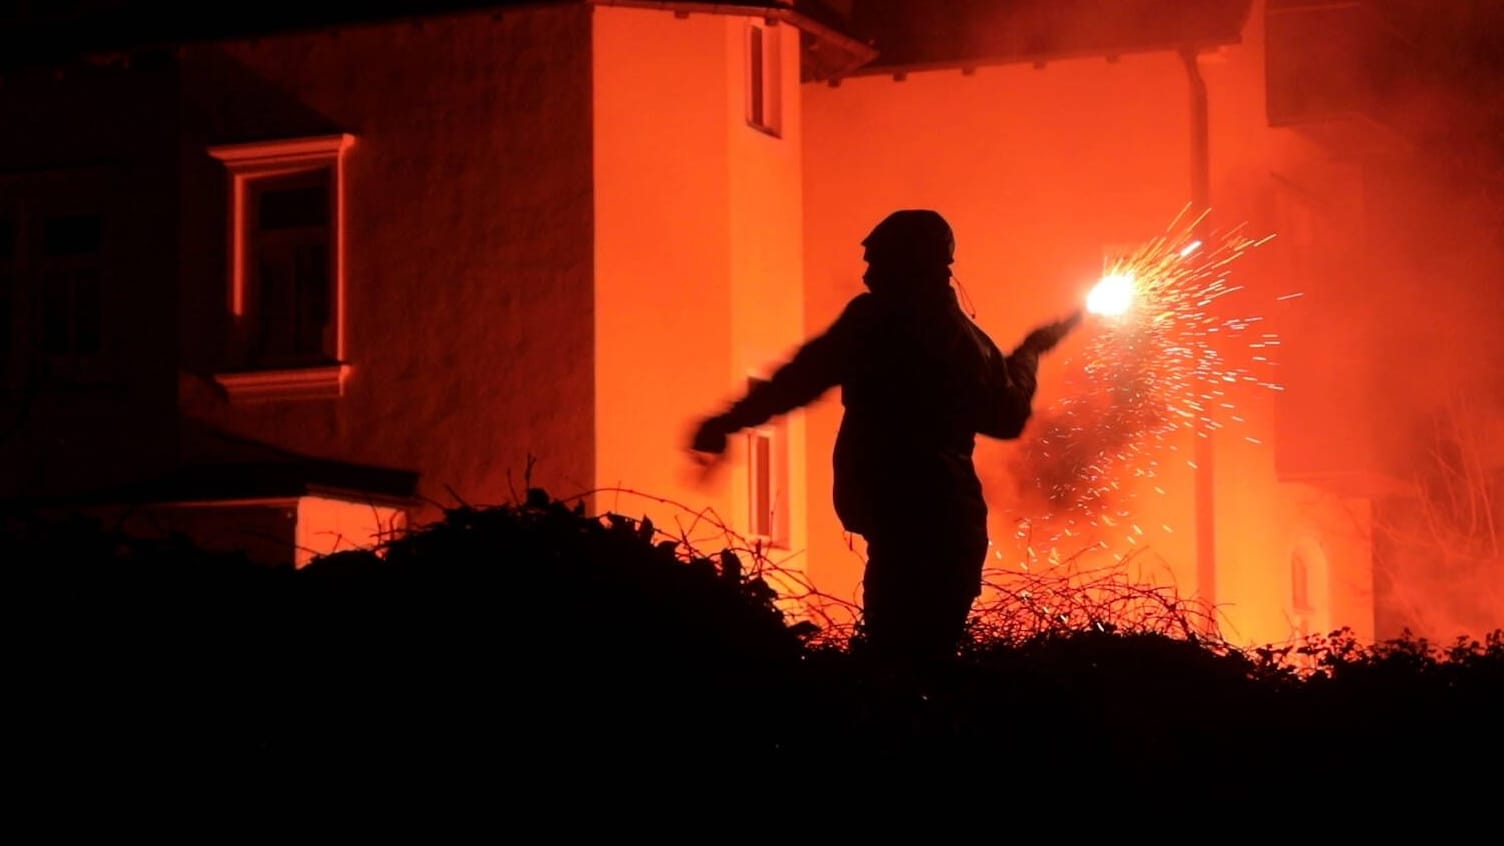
690,210,1080,668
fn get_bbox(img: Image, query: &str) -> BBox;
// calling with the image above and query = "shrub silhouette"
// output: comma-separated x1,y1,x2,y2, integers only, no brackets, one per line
4,489,1501,791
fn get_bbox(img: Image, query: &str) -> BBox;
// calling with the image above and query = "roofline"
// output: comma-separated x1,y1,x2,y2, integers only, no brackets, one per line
0,1,877,81
588,1,877,80
844,36,1247,79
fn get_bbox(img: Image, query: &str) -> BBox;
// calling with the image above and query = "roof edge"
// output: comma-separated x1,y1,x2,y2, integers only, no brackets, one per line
587,1,877,80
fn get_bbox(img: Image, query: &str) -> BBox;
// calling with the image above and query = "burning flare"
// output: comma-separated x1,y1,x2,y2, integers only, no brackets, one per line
1087,272,1136,316
1000,205,1291,570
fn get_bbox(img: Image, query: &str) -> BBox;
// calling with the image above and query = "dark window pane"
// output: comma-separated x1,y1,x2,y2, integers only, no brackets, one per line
0,219,15,261
752,432,772,537
293,243,329,356
43,214,103,257
749,26,765,127
255,256,294,362
252,242,330,364
258,184,328,231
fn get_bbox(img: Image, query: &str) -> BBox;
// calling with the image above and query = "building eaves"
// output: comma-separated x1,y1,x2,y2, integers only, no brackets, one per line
0,0,875,82
590,2,877,81
841,0,1254,77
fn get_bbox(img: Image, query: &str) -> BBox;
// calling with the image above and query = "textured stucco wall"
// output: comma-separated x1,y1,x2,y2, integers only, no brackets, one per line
724,17,809,573
0,60,182,498
593,7,724,543
177,6,596,521
801,49,1202,615
593,8,809,583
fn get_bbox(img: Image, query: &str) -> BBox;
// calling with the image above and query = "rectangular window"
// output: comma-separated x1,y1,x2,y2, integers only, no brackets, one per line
746,22,781,137
208,134,354,402
749,428,774,538
746,376,789,547
248,174,332,367
39,213,104,358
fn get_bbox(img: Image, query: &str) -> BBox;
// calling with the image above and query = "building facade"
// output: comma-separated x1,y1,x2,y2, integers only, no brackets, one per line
2,0,1498,641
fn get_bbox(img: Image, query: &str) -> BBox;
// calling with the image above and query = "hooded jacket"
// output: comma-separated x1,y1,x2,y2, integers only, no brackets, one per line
717,284,1038,537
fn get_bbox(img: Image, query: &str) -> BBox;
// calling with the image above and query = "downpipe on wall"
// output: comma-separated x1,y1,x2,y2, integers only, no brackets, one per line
1182,46,1217,632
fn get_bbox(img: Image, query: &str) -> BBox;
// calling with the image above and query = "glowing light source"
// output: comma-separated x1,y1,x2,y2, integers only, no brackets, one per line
998,205,1284,574
1087,272,1136,316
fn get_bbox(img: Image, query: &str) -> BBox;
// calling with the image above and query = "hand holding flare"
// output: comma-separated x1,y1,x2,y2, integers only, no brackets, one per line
1012,308,1084,359
1007,266,1138,362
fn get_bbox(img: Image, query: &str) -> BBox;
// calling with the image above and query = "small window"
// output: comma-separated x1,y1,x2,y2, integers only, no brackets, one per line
1291,550,1311,614
750,428,775,538
208,134,354,401
746,376,789,547
39,213,104,358
746,22,781,137
1289,539,1327,652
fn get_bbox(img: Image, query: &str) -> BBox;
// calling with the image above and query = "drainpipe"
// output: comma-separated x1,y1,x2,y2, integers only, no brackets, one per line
1182,46,1216,633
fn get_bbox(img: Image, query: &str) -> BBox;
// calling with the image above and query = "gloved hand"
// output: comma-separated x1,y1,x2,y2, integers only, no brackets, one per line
689,414,733,456
1014,308,1084,357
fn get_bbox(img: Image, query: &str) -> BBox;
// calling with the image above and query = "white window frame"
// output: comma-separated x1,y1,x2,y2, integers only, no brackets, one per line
745,376,790,548
745,20,782,138
207,133,354,402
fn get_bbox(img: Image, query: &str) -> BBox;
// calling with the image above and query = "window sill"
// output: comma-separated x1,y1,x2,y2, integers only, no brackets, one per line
212,363,349,403
749,537,790,553
746,120,782,139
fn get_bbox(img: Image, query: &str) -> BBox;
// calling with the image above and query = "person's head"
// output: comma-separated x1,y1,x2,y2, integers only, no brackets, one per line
860,209,955,295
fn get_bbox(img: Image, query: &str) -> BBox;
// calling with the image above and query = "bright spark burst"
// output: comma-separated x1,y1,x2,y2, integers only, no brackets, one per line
999,205,1289,569
1086,272,1135,316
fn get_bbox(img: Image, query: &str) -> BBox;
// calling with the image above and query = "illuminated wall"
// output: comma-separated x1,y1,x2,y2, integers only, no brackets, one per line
294,495,407,567
800,2,1377,646
802,49,1201,619
95,495,405,568
725,17,811,579
593,6,808,573
178,6,597,521
9,2,1486,642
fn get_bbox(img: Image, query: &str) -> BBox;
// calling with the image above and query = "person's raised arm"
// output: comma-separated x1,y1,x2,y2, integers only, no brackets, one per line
689,295,874,456
978,309,1082,440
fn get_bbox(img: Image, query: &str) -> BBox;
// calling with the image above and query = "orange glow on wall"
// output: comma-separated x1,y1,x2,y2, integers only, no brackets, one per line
294,495,406,567
3,1,1496,646
593,7,808,575
797,8,1394,647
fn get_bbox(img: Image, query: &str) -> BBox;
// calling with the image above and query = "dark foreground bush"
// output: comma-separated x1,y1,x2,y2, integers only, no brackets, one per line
4,490,1501,799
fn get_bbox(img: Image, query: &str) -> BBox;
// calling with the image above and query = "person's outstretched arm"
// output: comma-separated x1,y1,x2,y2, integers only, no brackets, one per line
978,309,1082,440
690,295,873,455
978,347,1039,440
